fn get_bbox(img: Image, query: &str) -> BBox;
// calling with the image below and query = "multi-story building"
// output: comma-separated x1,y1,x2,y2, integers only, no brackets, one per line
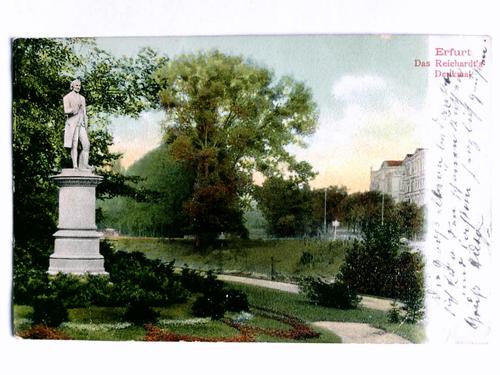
400,148,425,206
369,160,404,202
369,148,426,206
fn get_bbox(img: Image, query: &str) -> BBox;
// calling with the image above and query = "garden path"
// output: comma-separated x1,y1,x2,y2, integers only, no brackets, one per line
217,274,394,311
311,322,412,344
218,274,411,344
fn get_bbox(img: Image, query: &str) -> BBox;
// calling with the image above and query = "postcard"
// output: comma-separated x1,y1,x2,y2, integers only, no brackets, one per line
10,34,492,346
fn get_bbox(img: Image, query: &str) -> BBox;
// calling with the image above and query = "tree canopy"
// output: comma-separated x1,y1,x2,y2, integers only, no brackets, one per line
255,176,313,237
98,144,194,237
12,38,167,268
154,51,318,247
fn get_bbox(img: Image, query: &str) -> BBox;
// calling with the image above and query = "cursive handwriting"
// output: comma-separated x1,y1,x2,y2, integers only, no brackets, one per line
427,38,491,340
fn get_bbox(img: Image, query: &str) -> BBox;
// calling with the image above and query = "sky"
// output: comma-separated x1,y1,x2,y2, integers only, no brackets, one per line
97,34,428,192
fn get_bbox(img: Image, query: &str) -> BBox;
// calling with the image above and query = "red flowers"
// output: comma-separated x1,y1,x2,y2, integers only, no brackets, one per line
144,308,319,342
18,325,71,340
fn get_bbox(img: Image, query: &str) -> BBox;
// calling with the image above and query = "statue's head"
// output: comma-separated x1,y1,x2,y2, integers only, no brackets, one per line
70,79,81,92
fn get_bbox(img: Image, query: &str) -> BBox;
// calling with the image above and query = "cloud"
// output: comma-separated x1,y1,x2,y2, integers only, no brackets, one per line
290,99,424,192
332,75,387,101
109,110,164,168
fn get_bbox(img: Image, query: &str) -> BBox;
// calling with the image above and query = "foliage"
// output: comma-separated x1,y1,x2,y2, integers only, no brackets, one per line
337,191,395,232
299,277,361,309
98,143,194,237
112,237,349,281
124,302,159,325
299,251,314,266
255,176,314,237
394,251,425,323
155,51,318,247
189,271,249,320
32,295,69,327
339,220,425,323
224,289,250,312
339,220,403,298
393,201,425,240
179,265,206,293
102,242,188,306
228,282,424,343
387,303,402,324
311,185,348,230
192,294,227,320
12,38,168,282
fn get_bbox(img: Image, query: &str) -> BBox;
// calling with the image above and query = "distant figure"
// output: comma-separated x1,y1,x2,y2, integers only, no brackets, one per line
63,79,91,169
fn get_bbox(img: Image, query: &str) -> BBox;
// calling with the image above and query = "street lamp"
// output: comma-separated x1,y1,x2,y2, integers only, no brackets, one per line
381,176,385,225
323,187,327,235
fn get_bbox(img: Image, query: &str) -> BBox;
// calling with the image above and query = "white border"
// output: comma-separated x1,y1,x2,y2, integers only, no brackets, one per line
1,1,499,374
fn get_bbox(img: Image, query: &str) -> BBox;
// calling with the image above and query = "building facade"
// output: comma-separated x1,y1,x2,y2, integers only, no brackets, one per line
400,148,425,206
369,148,426,206
369,160,404,202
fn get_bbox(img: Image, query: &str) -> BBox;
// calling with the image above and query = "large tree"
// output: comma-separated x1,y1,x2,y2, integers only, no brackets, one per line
154,51,318,247
255,176,313,237
311,185,348,231
99,144,194,237
12,38,167,270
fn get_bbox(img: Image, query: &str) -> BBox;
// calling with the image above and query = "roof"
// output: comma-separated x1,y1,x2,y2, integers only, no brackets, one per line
384,160,403,167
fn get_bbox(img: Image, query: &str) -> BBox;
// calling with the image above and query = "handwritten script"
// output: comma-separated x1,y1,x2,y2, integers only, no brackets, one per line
427,37,491,342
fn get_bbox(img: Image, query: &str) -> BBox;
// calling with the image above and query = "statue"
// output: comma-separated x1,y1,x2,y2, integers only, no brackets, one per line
63,79,91,170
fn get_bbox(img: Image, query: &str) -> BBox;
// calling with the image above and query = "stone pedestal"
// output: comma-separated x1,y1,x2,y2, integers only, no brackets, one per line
48,168,107,275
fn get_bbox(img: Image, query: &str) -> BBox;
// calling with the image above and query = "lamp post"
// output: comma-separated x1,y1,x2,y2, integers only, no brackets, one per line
323,187,327,235
381,177,385,225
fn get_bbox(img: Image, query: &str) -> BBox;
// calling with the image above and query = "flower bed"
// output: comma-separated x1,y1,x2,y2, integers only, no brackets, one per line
18,325,71,340
144,324,253,342
144,307,319,342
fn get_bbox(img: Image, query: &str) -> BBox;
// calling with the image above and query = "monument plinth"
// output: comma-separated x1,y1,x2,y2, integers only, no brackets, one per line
48,168,107,275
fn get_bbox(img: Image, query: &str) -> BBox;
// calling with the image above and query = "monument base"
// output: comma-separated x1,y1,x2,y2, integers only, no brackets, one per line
48,169,108,276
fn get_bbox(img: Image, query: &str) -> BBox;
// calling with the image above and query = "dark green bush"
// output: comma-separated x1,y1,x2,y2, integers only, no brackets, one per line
339,221,402,298
190,271,249,319
192,292,226,320
394,251,425,323
124,301,159,325
32,295,68,327
180,265,206,293
299,277,360,309
224,289,249,312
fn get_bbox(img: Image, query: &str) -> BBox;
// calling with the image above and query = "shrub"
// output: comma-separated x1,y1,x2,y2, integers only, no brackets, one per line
32,295,68,327
180,265,206,293
124,301,159,325
192,293,226,320
394,251,425,323
387,303,402,323
299,277,360,309
224,289,249,312
191,272,250,319
50,273,91,308
339,221,403,298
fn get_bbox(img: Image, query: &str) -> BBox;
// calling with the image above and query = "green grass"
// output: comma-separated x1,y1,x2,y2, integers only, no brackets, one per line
225,282,425,343
158,319,240,339
109,237,348,280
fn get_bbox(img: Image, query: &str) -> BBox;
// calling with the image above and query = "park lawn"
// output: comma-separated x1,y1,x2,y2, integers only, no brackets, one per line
12,291,341,343
225,282,425,343
13,282,419,343
109,237,348,281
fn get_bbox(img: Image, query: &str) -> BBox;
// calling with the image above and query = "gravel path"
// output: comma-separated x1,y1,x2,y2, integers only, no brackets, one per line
218,274,411,344
312,322,411,344
217,274,394,311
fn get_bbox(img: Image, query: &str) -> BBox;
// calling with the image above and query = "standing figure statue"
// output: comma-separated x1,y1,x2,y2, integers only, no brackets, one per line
63,79,91,170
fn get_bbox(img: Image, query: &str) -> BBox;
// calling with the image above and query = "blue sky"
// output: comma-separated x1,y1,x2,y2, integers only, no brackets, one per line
97,34,428,191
